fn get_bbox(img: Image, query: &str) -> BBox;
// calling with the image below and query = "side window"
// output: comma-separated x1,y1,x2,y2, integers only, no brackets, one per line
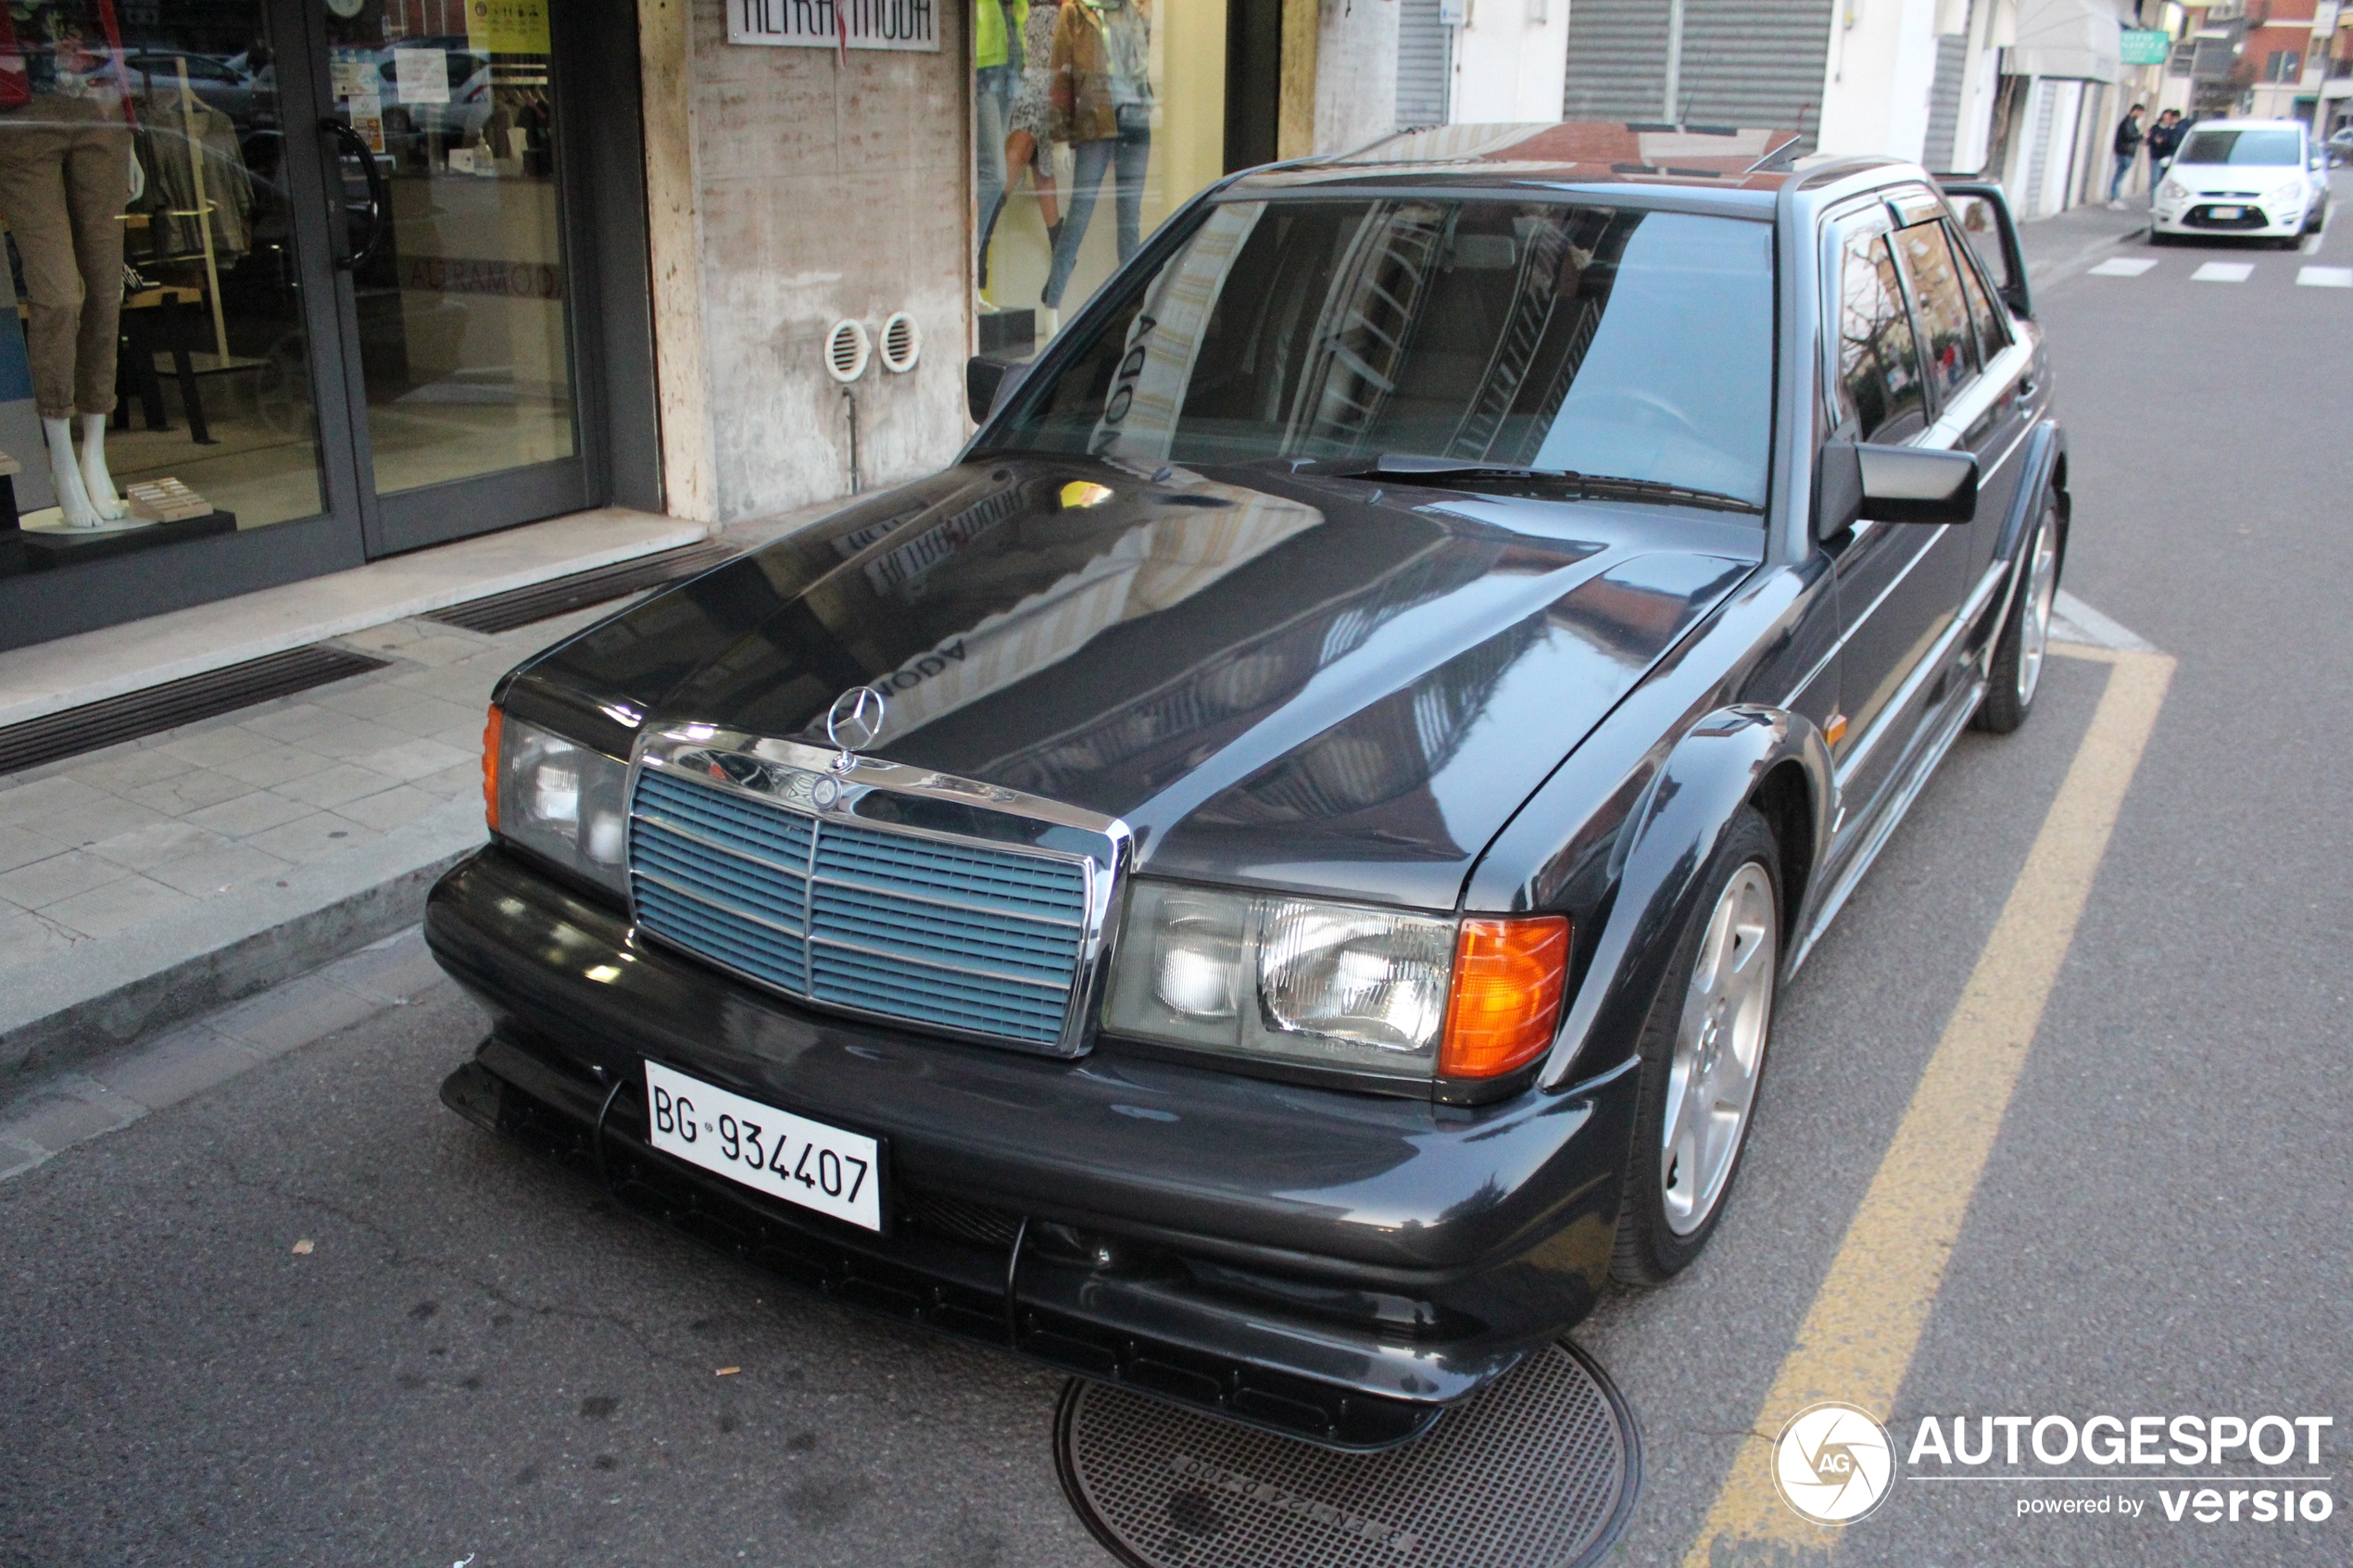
1894,220,1981,401
1833,225,1929,445
1944,194,2014,300
1947,220,2013,358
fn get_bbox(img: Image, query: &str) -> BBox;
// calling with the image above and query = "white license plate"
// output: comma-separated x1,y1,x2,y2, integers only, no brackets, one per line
2209,206,2244,219
644,1060,883,1231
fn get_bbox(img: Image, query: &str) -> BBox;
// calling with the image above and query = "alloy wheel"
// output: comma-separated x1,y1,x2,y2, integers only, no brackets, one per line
2018,511,2060,707
1660,862,1778,1236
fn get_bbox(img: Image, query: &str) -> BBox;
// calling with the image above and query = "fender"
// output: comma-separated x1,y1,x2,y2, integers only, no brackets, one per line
1539,707,1834,1093
1993,420,2069,571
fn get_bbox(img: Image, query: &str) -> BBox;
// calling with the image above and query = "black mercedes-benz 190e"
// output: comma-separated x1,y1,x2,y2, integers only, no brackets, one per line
426,126,2064,1450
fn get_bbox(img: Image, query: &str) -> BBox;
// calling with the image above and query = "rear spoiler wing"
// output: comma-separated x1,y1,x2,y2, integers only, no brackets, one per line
1934,176,2032,321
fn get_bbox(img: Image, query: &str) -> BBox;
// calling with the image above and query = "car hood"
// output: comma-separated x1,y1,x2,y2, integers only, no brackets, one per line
511,458,1759,910
2167,164,2306,193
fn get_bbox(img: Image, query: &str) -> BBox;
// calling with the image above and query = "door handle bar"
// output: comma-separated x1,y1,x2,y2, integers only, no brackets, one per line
321,118,388,271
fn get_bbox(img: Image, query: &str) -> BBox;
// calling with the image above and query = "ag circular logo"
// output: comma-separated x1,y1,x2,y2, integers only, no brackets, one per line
1772,1401,1894,1525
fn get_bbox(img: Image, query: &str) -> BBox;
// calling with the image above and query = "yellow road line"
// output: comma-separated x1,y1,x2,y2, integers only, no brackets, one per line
1681,644,2175,1561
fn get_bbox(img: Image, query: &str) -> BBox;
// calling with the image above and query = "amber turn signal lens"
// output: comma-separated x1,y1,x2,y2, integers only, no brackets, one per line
1439,916,1569,1079
481,706,503,833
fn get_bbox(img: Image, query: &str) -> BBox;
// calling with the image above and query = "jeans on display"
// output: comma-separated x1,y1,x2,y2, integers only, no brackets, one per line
975,64,1013,285
1044,126,1149,308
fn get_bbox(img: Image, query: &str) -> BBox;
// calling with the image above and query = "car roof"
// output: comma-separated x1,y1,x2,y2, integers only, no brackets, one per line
1227,122,1807,208
2181,119,2307,132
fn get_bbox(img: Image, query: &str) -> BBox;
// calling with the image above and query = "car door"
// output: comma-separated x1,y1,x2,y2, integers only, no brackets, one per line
1888,190,2036,624
1818,201,1969,846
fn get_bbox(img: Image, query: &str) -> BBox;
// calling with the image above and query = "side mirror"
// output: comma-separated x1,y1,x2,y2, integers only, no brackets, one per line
966,354,1027,424
1817,441,1979,539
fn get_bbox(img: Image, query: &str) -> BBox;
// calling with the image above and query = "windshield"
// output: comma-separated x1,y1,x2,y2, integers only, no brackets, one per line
2176,129,2303,166
988,198,1776,508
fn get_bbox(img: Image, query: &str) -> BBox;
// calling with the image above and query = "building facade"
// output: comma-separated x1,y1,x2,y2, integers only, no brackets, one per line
3,0,2268,660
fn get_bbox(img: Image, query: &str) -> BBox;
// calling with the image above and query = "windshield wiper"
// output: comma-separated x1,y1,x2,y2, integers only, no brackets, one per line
1321,456,1763,515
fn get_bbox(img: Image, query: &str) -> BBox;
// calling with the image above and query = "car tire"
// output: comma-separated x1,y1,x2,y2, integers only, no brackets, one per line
1609,806,1781,1286
1973,495,2062,735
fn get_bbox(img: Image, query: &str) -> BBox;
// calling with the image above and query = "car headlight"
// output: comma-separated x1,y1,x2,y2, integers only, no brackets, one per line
2158,179,2188,202
1102,879,1568,1083
484,708,630,896
2269,182,2306,210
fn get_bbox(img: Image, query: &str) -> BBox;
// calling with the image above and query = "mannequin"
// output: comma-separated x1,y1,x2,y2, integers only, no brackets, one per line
1042,0,1151,318
978,0,1063,301
0,5,136,529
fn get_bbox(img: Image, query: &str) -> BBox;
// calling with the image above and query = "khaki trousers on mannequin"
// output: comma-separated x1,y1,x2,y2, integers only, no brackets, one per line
0,95,130,419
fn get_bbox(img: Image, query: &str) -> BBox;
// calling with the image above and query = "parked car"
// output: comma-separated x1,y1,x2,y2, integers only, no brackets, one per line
122,51,258,129
2328,124,2353,169
426,124,2065,1449
2152,117,2328,245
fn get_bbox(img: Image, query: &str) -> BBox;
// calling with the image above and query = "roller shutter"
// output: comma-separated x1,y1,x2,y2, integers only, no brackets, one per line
1564,1,1833,149
1563,0,1673,122
1922,31,1969,169
1397,0,1453,128
1674,0,1835,144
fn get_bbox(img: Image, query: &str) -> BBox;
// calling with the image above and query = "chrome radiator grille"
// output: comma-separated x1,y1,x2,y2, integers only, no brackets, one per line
628,763,1091,1048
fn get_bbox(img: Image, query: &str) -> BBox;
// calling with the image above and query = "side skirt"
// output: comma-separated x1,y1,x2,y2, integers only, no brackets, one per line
1785,663,1991,978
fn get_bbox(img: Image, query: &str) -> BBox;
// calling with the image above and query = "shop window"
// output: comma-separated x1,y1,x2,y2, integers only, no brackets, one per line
974,0,1228,350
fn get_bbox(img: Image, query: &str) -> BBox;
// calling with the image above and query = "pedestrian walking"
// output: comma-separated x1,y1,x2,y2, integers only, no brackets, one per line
2145,107,2183,178
2110,104,2146,204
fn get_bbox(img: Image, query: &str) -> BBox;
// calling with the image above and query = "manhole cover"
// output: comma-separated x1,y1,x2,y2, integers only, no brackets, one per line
1054,1341,1639,1568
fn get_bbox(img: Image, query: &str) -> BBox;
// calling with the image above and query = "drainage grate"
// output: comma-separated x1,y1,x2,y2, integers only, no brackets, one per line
1056,1340,1639,1568
0,645,391,778
423,542,738,633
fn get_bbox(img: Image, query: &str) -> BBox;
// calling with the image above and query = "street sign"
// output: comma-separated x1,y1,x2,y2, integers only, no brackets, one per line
2120,29,2172,67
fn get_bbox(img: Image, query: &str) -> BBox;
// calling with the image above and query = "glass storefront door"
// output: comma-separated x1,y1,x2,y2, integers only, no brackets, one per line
320,0,583,551
0,0,590,639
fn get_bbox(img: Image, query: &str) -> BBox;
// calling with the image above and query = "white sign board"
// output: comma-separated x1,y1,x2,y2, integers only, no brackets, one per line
728,0,942,51
393,46,449,106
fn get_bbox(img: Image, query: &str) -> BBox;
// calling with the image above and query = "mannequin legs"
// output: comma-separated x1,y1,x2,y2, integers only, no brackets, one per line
79,414,127,520
43,416,100,529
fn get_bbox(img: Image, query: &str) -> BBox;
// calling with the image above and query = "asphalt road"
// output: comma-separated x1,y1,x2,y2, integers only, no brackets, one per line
4,184,2348,1568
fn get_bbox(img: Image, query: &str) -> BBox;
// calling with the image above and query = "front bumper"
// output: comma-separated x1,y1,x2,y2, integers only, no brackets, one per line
424,848,1636,1448
2153,200,2304,235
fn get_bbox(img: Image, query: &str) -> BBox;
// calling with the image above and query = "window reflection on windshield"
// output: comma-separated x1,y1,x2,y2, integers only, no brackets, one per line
2176,130,2302,166
990,198,1776,508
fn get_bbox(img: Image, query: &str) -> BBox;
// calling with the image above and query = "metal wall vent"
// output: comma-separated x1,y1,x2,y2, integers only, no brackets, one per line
0,645,390,779
879,310,922,372
1056,1340,1640,1568
424,542,738,634
826,318,872,383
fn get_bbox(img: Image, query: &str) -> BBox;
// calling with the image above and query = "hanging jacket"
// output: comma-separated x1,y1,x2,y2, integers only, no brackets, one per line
1048,0,1151,144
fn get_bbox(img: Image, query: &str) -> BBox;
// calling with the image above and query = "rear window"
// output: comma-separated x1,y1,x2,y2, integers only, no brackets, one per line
2176,129,2302,166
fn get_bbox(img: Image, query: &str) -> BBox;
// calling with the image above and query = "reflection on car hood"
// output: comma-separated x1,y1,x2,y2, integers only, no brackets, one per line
2168,166,2305,193
512,458,1759,909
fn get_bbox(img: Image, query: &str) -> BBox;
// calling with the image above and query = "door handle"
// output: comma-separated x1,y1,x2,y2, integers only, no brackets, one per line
321,118,389,271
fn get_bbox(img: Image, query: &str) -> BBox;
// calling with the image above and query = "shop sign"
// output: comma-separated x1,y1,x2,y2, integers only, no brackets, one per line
728,0,942,51
2120,29,2172,67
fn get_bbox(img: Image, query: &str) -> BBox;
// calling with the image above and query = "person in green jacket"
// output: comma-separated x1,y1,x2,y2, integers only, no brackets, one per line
975,0,1026,299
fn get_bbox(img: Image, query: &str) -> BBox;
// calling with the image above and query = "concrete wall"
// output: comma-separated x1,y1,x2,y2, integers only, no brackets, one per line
642,1,973,525
1315,0,1403,153
1451,0,1567,124
1817,0,1944,163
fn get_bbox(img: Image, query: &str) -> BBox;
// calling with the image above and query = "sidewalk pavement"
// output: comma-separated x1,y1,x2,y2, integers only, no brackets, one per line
0,502,838,1091
2014,193,2152,283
